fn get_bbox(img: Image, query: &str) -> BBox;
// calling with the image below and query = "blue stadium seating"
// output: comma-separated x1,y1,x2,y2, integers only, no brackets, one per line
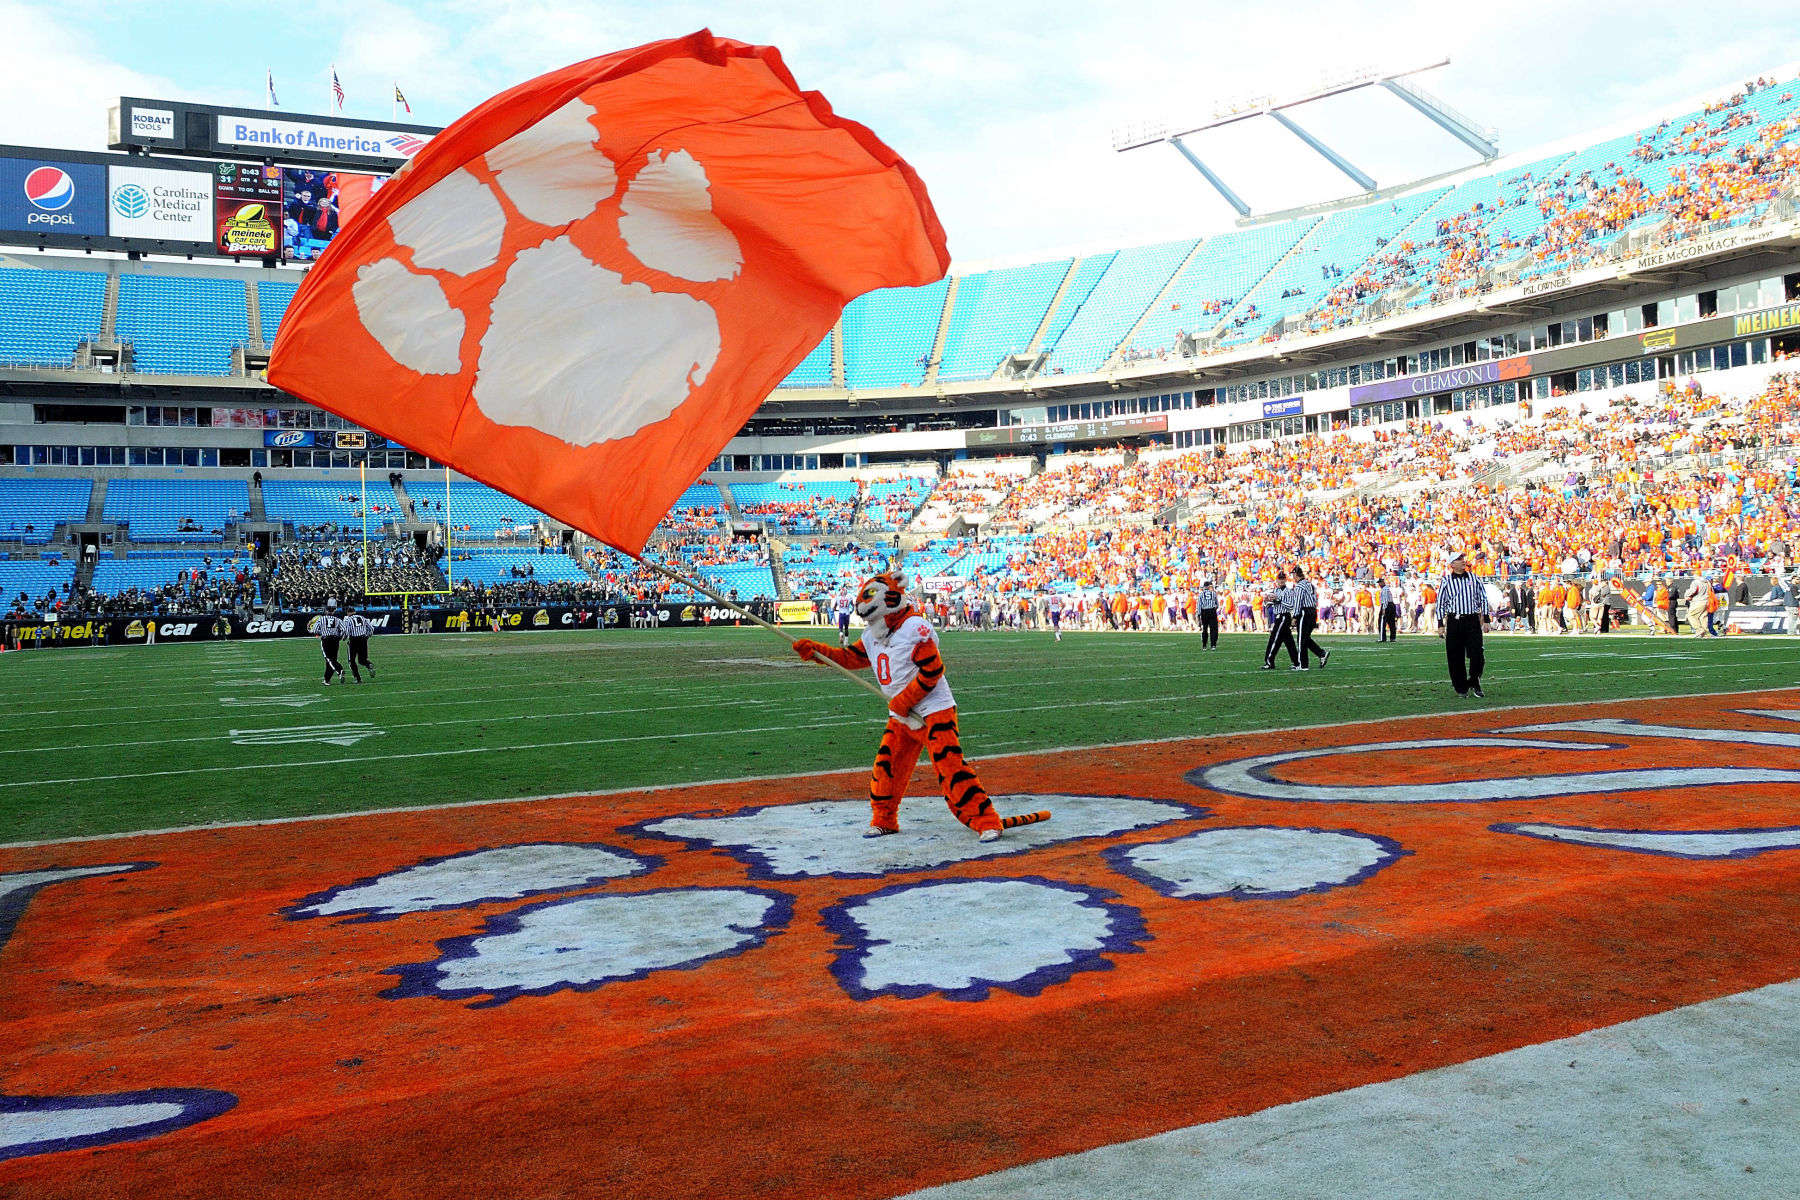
0,267,105,367
0,558,76,603
778,335,835,388
91,553,250,595
936,259,1072,381
0,478,92,543
732,480,858,534
116,274,249,375
1041,240,1198,374
448,550,590,585
102,479,249,542
257,278,301,342
406,479,549,537
263,479,402,530
1127,221,1320,357
840,279,951,389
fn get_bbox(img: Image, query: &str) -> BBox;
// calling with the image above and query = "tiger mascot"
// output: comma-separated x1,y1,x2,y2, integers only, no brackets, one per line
793,572,1004,842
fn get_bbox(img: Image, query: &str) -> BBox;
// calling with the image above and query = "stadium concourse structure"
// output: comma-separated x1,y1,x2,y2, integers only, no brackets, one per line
2,69,1800,632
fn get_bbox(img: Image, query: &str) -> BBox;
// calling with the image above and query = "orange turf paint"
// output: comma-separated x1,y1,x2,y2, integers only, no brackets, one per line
2,691,1799,1199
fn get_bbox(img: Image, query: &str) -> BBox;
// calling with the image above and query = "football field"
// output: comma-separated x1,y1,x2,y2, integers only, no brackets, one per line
2,627,1797,842
4,628,1800,1198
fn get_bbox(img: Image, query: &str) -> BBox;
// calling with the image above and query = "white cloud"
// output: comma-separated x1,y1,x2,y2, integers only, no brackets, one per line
0,1,183,150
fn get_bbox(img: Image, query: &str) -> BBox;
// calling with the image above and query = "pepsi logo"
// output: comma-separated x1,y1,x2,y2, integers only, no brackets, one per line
24,166,74,212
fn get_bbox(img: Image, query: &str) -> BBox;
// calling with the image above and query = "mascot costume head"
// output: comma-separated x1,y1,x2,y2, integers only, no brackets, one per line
854,572,909,623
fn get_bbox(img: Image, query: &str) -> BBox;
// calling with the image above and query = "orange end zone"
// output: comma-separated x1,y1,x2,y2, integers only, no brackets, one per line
3,691,1799,1199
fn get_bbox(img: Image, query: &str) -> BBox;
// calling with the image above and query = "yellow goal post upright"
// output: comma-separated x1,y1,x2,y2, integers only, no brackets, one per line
360,462,456,626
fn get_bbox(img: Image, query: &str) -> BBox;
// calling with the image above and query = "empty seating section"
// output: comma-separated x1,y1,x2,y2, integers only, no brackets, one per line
0,478,92,543
256,278,301,342
778,335,835,388
412,480,548,537
643,539,777,600
449,551,590,585
0,558,75,603
733,480,858,534
115,274,249,375
1127,220,1319,356
263,480,399,529
840,279,950,388
92,553,250,595
0,267,105,367
1217,193,1445,345
1035,253,1115,354
1040,239,1198,374
935,259,1072,381
102,479,248,542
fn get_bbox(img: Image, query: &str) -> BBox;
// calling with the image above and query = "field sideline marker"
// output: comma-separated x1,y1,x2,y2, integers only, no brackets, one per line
5,683,1795,852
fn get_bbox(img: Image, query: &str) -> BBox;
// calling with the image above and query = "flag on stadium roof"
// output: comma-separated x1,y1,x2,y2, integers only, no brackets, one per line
268,30,948,556
331,67,345,111
394,84,411,114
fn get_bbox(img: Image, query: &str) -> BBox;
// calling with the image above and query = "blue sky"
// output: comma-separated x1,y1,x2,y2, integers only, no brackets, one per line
2,1,1794,265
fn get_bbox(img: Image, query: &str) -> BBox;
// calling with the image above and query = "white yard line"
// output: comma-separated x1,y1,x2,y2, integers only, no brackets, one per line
4,683,1795,851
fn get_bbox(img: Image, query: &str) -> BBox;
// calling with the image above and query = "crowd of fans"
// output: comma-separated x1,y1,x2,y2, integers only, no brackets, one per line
1113,75,1800,362
765,371,1799,631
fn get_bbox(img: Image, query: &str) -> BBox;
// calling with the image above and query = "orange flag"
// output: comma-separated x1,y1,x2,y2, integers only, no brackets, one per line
270,30,947,554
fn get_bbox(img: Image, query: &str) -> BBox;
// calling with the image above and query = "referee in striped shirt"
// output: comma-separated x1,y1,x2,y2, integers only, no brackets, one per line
1435,550,1492,697
1289,567,1330,669
1196,580,1219,649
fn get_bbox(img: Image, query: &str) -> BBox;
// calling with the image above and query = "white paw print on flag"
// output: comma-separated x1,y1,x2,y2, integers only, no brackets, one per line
351,97,743,449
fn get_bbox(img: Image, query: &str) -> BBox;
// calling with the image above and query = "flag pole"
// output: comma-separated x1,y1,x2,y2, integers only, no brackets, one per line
630,553,888,703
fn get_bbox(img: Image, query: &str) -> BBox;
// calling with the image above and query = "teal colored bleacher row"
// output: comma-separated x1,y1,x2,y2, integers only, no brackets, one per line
102,479,249,543
409,480,548,534
732,481,857,506
935,259,1072,381
1129,220,1319,356
91,554,250,596
840,278,950,389
1040,239,1198,375
263,480,399,526
116,274,249,376
0,478,92,543
670,484,722,511
257,278,301,342
778,335,834,388
0,267,106,367
448,551,589,585
1221,193,1447,345
0,558,76,602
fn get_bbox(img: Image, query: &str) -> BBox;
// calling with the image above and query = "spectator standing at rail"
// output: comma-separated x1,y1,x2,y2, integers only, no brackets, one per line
1436,550,1492,698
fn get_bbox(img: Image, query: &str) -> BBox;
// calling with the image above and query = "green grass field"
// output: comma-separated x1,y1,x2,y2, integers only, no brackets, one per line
3,627,1796,843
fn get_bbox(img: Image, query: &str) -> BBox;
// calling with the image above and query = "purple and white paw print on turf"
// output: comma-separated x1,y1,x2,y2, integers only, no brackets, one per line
633,794,1204,880
383,886,794,1007
1104,826,1407,900
1,1089,238,1164
821,877,1148,1002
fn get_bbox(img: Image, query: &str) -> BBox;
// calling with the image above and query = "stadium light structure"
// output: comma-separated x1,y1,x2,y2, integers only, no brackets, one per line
1114,60,1498,219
